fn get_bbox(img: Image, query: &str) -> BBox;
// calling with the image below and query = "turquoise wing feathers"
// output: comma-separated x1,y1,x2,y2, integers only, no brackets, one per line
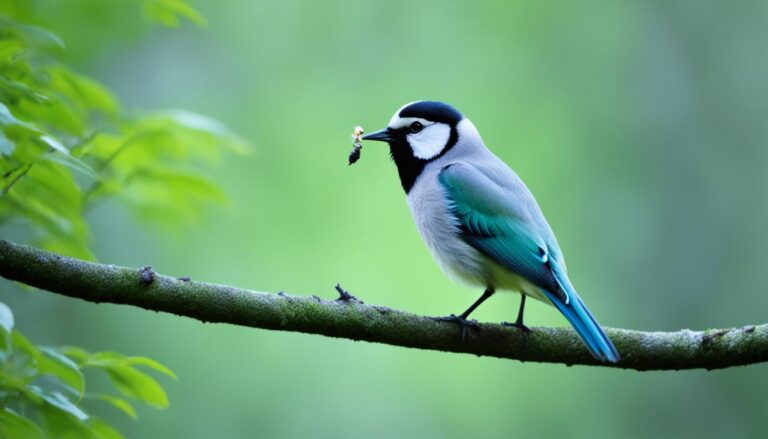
438,162,620,362
437,162,568,301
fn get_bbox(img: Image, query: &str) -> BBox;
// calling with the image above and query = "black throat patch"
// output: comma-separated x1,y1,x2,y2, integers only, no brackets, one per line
388,126,458,194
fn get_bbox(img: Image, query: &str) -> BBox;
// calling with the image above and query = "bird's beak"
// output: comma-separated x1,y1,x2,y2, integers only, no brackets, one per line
362,128,392,142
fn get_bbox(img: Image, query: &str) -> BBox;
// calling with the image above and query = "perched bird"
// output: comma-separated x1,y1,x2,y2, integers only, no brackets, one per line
362,101,620,362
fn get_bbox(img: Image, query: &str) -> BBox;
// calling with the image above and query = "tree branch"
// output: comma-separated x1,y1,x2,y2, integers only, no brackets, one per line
1,239,765,371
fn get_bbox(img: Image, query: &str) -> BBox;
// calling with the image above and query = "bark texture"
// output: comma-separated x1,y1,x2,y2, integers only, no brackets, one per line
1,239,765,371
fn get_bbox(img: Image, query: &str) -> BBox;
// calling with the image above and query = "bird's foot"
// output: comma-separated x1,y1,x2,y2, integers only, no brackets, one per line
502,320,532,334
433,314,479,341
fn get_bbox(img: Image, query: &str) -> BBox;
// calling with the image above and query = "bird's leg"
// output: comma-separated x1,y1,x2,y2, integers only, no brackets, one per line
434,288,494,340
502,294,531,333
458,287,495,320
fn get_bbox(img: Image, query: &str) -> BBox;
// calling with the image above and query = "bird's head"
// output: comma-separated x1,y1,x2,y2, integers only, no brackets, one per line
363,100,464,161
363,101,471,193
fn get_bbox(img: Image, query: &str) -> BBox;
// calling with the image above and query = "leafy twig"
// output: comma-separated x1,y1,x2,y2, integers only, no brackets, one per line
1,164,32,197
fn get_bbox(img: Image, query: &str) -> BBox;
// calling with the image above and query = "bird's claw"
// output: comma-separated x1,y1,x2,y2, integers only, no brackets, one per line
434,314,479,341
502,320,532,334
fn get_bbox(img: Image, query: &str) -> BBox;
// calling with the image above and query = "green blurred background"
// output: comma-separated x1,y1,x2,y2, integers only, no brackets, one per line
4,0,768,437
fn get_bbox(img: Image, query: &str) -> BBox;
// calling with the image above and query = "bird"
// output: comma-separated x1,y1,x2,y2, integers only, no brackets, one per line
361,101,620,362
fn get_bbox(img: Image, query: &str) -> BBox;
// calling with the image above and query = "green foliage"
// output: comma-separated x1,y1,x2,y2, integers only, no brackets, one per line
1,1,246,437
0,303,175,439
0,2,247,260
143,0,208,28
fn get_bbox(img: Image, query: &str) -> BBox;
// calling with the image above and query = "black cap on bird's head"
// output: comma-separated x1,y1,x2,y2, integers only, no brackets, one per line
362,101,463,142
397,101,463,125
363,101,464,193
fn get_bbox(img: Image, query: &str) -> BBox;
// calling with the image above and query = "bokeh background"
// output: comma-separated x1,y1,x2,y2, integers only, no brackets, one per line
4,0,768,437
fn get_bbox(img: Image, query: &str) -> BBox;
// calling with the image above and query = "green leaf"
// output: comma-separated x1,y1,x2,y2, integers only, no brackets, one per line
90,394,138,420
0,302,14,332
39,401,93,437
69,349,174,373
160,110,250,154
88,418,125,439
119,171,227,228
0,104,44,152
0,102,35,130
10,21,66,49
59,346,91,364
164,110,235,139
47,67,119,115
12,330,43,360
106,365,169,409
6,160,87,233
38,134,69,154
0,77,50,104
16,94,86,136
83,351,126,368
31,386,88,421
0,132,14,155
143,0,208,27
0,38,27,63
0,303,12,353
43,151,98,180
0,103,18,125
39,347,86,396
124,356,177,379
0,408,45,439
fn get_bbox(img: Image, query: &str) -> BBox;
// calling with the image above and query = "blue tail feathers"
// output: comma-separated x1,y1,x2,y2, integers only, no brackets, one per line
543,289,620,363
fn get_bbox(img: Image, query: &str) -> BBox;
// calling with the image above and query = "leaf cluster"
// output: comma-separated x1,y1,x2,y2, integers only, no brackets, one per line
1,2,245,437
0,2,248,260
0,303,176,439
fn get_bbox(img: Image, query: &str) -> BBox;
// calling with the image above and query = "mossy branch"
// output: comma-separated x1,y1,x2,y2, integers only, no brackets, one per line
1,239,766,371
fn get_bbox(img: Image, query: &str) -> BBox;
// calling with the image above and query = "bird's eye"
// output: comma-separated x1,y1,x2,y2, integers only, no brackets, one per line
409,121,424,133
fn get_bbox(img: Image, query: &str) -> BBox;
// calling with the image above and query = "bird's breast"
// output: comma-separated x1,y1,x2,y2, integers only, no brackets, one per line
405,171,488,287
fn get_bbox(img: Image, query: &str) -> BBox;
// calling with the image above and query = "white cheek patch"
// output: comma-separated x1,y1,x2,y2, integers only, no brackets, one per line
408,123,451,160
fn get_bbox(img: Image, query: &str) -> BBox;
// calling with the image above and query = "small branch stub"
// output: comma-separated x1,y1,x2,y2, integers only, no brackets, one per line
334,283,361,303
138,266,155,285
